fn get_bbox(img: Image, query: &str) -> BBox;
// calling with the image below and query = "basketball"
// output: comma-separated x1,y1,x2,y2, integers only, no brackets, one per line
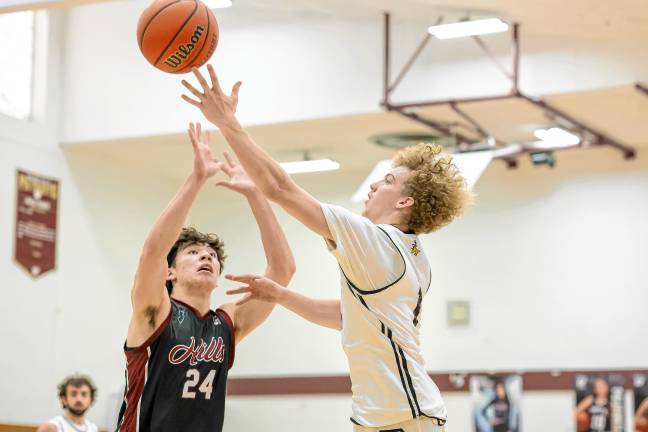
576,412,590,432
137,0,218,74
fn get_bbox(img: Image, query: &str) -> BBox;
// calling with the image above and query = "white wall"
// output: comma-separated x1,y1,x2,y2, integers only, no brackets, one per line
0,8,66,426
60,0,648,143
2,1,648,430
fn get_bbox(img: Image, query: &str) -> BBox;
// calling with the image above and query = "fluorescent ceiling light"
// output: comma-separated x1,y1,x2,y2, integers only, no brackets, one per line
427,18,508,39
280,159,340,174
534,127,581,146
204,0,232,8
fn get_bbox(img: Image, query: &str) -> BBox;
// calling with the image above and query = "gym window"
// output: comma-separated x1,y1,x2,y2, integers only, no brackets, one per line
0,10,35,120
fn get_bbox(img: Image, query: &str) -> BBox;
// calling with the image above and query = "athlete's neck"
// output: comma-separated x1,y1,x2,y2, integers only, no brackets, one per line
171,290,212,317
63,411,85,426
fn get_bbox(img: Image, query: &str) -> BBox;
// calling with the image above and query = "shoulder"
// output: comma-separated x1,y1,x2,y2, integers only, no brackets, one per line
36,420,59,432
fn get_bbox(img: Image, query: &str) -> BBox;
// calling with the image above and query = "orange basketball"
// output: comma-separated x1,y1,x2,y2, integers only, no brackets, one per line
137,0,218,74
576,412,590,432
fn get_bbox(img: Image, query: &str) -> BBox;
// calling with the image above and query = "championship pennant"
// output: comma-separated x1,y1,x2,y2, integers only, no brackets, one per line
14,169,59,278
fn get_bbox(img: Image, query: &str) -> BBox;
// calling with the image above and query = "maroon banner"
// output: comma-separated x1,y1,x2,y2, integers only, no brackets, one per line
14,169,59,278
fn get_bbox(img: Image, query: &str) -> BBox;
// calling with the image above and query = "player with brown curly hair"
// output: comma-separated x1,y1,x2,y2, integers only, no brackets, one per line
181,66,471,432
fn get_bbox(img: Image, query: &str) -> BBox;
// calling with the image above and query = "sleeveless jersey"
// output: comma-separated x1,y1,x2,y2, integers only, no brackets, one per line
321,204,446,427
47,415,98,432
588,398,611,432
116,299,235,432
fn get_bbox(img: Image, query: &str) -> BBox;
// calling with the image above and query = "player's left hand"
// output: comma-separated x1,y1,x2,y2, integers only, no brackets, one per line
225,274,286,306
215,151,257,196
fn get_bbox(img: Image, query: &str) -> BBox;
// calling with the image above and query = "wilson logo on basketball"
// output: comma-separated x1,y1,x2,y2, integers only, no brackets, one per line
163,25,206,69
168,336,225,365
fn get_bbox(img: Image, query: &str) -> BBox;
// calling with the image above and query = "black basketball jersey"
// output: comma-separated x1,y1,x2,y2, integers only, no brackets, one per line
116,299,235,432
588,399,611,432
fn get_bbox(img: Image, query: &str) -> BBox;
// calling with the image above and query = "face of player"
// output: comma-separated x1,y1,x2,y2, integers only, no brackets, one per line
495,383,507,399
362,166,414,223
169,242,221,291
62,384,92,417
594,379,609,399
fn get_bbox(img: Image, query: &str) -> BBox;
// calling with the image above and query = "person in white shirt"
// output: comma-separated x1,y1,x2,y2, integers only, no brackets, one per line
181,65,472,432
37,374,99,432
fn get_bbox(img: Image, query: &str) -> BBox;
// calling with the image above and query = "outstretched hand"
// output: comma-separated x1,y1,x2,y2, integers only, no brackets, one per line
225,274,286,306
214,151,257,196
187,122,224,180
181,64,242,128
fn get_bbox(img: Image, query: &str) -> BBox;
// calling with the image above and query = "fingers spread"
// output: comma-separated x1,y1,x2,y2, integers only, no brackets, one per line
226,287,251,295
222,150,237,168
225,274,259,283
207,64,223,93
181,94,202,107
192,67,211,93
181,80,204,99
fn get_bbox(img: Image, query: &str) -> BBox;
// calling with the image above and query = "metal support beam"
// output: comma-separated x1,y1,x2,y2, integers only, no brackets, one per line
518,93,636,159
380,16,636,165
389,34,432,94
636,83,648,97
449,102,492,139
511,23,520,95
382,12,391,107
393,110,473,146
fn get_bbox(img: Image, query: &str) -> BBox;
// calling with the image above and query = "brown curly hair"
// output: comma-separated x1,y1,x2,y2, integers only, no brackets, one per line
166,227,226,294
393,143,473,234
58,374,97,406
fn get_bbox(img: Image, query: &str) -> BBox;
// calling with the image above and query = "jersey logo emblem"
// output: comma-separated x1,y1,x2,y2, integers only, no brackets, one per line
213,316,221,326
168,336,225,365
177,309,186,324
410,240,421,256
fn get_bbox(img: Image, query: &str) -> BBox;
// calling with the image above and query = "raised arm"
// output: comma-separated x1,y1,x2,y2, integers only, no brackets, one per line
127,123,222,347
215,153,296,342
225,274,341,331
181,65,332,240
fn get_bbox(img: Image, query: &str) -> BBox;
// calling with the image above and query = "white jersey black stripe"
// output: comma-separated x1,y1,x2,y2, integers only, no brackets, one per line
322,203,447,427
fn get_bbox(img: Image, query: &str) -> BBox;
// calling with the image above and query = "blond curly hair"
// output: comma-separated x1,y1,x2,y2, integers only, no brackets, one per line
393,143,473,234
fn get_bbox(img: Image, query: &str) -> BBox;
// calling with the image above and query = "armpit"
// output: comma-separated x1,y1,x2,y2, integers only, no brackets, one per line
144,305,158,328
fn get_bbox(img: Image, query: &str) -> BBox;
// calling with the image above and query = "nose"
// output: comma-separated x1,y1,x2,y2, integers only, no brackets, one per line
370,182,378,191
200,251,213,261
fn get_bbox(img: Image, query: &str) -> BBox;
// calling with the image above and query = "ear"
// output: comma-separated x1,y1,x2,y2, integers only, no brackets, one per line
167,267,177,284
396,196,415,209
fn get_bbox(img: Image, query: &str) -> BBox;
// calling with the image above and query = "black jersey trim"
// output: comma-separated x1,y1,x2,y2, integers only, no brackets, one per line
387,327,416,419
350,417,362,425
397,345,422,416
338,226,407,295
413,288,423,327
124,308,172,353
419,413,447,425
216,308,236,370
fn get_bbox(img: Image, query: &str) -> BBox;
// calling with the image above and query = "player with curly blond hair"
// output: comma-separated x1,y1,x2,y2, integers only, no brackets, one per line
182,65,472,432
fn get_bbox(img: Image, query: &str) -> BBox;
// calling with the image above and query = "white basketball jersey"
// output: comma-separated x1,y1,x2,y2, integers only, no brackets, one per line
48,415,99,432
322,203,447,427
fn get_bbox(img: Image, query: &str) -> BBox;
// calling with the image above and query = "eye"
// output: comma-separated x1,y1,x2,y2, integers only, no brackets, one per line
188,250,198,255
210,252,217,258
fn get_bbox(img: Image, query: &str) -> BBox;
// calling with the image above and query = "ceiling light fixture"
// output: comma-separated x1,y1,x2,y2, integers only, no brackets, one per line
427,18,509,39
534,127,581,146
280,159,340,175
203,0,232,9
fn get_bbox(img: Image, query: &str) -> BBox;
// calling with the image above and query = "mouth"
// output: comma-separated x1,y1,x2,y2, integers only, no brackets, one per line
197,264,213,274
